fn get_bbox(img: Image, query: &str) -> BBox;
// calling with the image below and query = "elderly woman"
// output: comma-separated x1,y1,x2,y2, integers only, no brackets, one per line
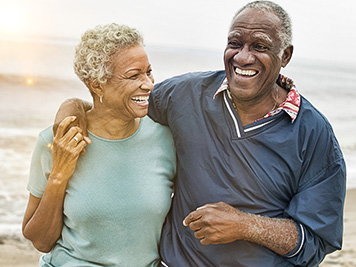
22,23,176,266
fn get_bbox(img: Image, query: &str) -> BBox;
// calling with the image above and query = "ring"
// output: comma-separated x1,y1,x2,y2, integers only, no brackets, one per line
73,136,79,143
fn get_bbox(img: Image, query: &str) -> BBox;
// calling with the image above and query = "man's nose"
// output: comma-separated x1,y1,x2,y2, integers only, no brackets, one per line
233,45,255,66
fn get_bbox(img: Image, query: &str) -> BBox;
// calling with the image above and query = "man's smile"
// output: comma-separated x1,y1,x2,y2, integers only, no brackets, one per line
234,67,258,77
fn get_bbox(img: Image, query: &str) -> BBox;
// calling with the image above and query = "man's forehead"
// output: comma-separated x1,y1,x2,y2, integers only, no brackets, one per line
231,8,281,30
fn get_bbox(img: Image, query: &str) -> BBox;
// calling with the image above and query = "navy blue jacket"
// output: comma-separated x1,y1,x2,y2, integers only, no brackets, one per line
148,70,346,266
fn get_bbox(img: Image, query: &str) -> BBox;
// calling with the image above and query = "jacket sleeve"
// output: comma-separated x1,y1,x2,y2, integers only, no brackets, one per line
148,79,174,126
284,123,346,266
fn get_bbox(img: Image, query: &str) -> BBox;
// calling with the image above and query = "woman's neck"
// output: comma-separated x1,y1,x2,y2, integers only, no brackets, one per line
86,109,141,140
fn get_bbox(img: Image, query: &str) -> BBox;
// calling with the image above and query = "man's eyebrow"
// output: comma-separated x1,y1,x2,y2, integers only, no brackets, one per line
228,31,242,39
251,32,273,44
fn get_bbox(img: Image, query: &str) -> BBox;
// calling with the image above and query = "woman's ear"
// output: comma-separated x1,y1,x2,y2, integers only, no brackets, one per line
281,45,294,68
88,81,103,99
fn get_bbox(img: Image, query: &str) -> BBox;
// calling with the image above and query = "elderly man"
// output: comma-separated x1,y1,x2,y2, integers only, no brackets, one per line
54,1,346,266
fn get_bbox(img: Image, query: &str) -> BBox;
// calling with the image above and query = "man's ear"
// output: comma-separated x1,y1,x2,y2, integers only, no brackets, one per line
281,45,293,68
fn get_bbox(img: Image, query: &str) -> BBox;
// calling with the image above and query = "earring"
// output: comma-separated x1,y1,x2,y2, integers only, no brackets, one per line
99,95,103,104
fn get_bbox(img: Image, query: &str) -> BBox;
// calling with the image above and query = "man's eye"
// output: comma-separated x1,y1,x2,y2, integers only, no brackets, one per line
254,44,268,51
147,70,152,76
228,41,242,48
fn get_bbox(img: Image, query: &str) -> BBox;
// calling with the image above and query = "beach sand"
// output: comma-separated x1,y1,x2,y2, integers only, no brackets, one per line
0,71,355,266
0,189,354,266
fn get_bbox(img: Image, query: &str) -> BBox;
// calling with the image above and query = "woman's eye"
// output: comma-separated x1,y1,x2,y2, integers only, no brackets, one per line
147,70,152,76
129,74,139,80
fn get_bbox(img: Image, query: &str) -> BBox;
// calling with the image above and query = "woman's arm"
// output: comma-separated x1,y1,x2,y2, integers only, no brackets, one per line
23,116,88,252
22,180,68,252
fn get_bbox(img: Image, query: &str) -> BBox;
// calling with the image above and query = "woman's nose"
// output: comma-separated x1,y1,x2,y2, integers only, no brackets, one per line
140,74,154,91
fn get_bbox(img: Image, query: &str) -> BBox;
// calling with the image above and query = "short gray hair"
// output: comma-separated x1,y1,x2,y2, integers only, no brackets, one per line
232,1,292,51
74,23,144,87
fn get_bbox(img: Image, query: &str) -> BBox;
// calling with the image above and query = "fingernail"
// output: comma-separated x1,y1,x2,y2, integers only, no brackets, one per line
84,136,92,144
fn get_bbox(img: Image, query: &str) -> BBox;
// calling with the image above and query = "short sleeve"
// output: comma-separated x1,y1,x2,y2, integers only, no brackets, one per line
27,126,53,198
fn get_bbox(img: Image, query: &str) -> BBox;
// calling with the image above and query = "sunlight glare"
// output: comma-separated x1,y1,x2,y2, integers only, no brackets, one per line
26,78,34,85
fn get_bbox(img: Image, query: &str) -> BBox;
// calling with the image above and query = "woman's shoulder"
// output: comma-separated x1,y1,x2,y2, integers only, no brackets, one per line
142,116,169,131
141,116,172,139
37,125,54,143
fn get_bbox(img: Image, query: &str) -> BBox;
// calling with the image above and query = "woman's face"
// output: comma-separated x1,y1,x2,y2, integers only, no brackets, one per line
101,44,154,121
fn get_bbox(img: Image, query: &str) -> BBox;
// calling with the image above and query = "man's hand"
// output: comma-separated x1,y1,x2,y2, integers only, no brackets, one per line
183,202,248,245
53,98,92,143
183,201,298,255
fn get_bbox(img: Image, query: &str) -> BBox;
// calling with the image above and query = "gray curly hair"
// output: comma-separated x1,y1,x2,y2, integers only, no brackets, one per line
232,1,292,53
73,23,144,88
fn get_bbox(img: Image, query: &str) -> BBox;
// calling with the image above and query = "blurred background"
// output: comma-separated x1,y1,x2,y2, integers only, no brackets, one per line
0,0,355,266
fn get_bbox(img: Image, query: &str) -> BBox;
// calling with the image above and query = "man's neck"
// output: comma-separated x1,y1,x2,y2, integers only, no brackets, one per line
231,85,288,126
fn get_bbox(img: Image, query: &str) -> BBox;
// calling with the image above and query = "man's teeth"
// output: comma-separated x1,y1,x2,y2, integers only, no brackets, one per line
131,96,149,103
235,68,257,76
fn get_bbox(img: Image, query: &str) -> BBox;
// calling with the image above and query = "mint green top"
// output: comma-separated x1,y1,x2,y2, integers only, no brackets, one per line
27,116,176,267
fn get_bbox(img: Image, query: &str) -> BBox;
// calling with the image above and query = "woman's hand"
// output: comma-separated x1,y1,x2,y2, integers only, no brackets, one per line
23,116,89,252
50,116,88,182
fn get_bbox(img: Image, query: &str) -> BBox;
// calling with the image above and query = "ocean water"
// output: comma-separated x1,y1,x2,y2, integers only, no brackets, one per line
0,38,355,237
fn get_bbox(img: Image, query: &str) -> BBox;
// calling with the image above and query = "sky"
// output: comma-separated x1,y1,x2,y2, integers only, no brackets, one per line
0,0,355,65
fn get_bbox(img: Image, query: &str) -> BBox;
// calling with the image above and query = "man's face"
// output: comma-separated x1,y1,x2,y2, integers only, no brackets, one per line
224,8,291,103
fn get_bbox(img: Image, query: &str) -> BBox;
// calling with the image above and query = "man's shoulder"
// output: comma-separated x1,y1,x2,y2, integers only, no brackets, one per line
155,70,226,89
299,95,331,126
298,95,339,147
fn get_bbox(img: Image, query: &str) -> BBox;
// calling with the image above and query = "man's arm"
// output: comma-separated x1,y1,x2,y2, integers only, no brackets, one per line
183,201,298,256
53,98,92,140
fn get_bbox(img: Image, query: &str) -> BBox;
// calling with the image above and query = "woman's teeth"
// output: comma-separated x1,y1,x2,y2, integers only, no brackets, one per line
131,96,149,103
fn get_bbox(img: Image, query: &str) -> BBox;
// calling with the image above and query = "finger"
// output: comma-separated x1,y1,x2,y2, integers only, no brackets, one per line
194,230,204,240
71,135,80,146
183,211,202,227
55,116,77,139
196,206,208,211
196,203,221,210
73,139,88,154
189,220,203,231
61,126,82,144
83,136,92,144
71,132,83,146
200,237,211,245
193,231,211,245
